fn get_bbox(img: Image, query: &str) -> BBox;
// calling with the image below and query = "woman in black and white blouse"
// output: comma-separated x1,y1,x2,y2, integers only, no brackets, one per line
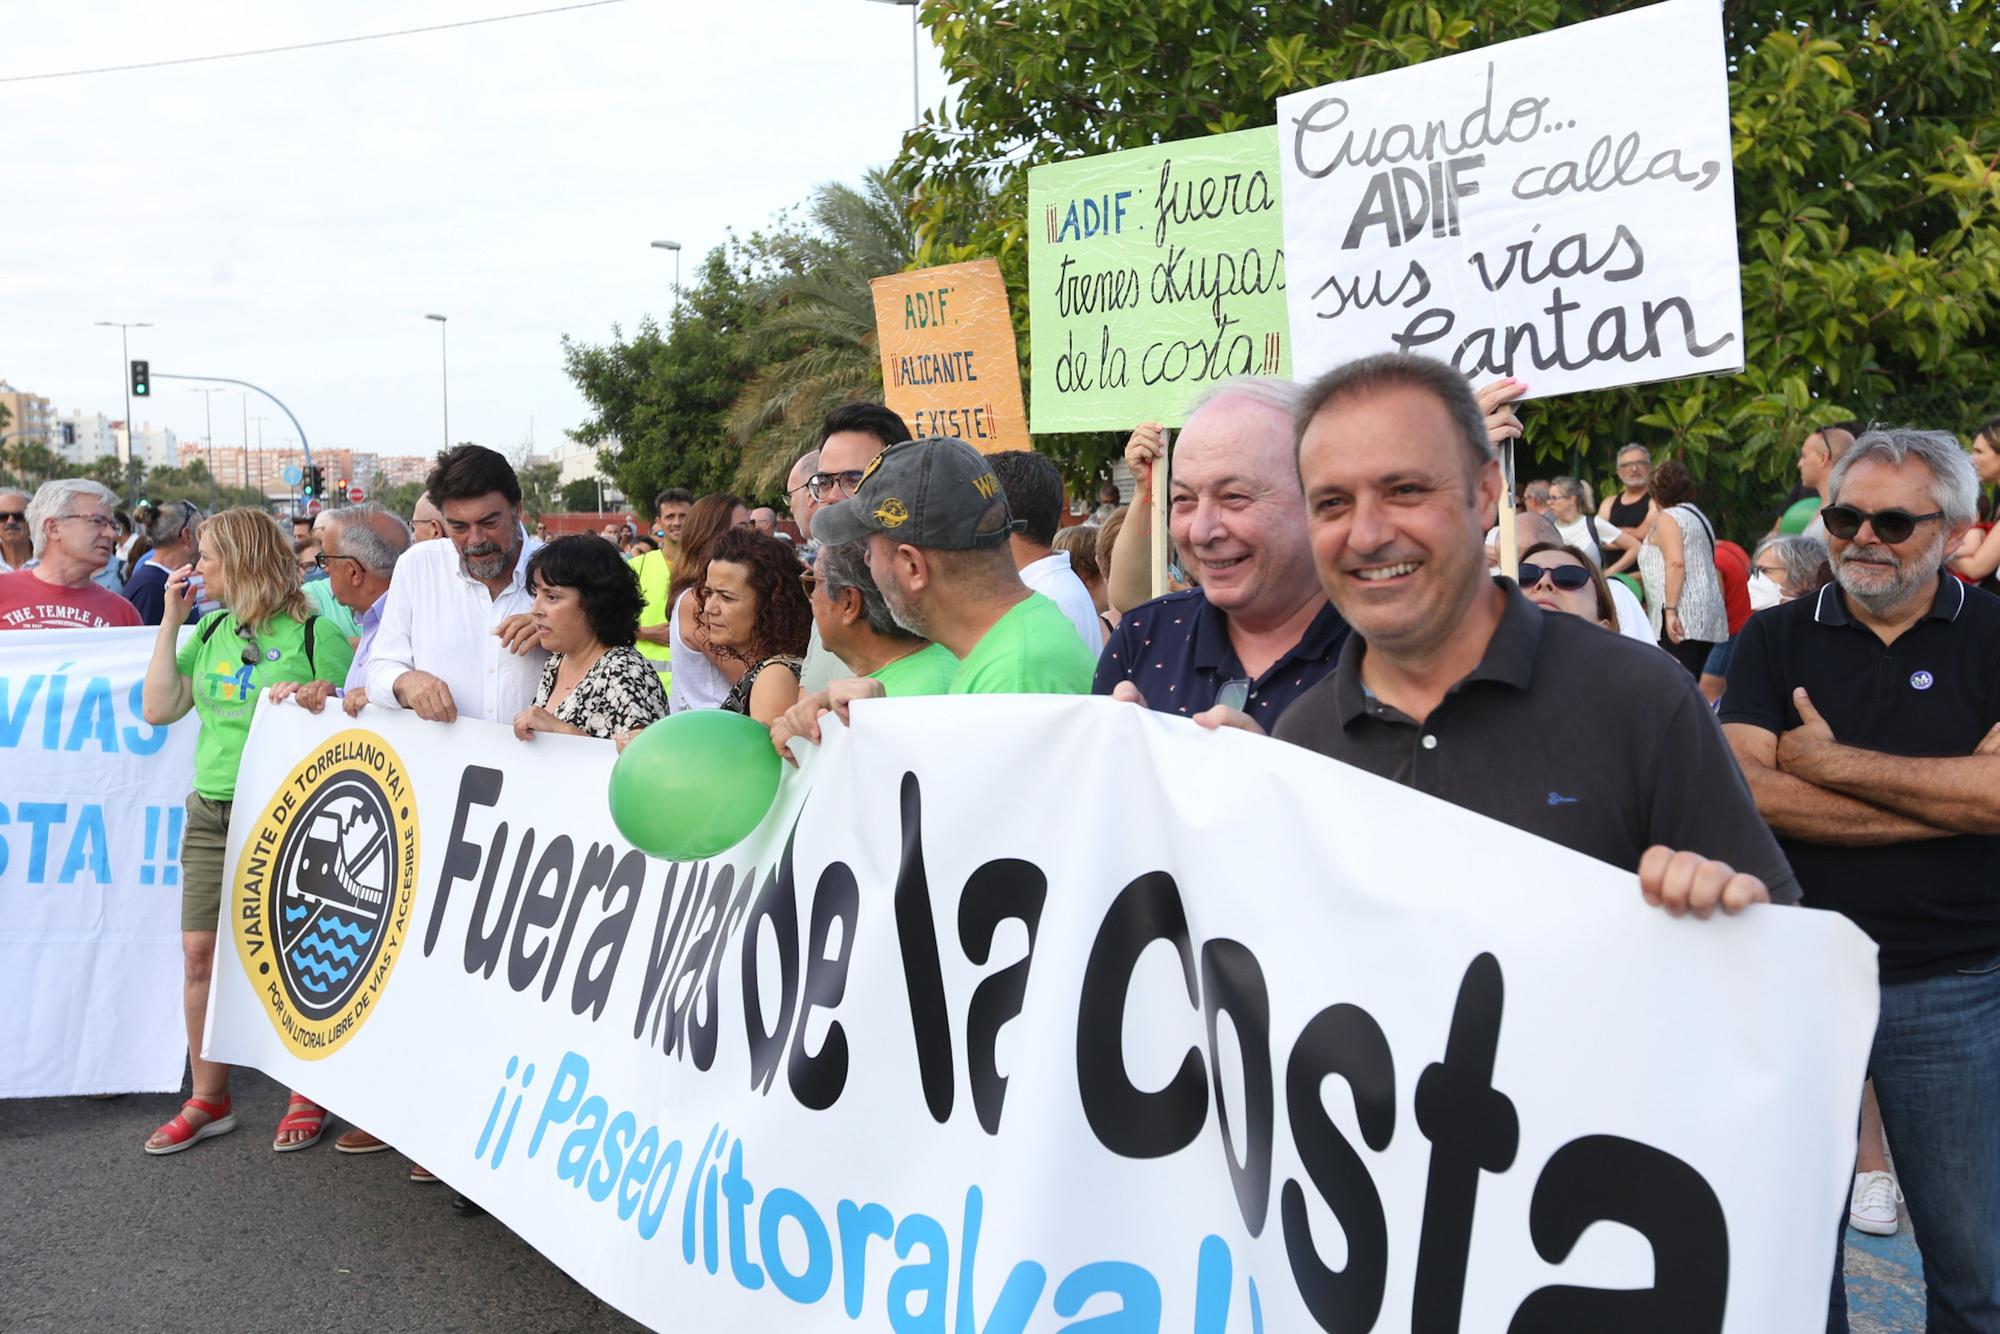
512,535,668,742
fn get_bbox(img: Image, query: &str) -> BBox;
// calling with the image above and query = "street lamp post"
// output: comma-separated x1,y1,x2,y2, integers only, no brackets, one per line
649,240,682,325
188,387,226,510
424,314,449,452
94,319,152,502
863,0,920,125
249,415,269,498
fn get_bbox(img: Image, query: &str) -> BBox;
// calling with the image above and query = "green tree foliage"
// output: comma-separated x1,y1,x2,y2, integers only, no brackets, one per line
140,460,268,511
0,439,62,489
904,0,2000,535
562,245,760,507
515,459,562,522
370,474,424,522
724,169,916,494
558,477,604,513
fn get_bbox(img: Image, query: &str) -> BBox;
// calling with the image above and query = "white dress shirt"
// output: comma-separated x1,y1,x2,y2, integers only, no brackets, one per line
1019,549,1103,649
363,533,548,723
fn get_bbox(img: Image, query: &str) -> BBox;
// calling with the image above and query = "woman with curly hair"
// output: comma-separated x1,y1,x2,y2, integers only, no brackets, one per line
699,527,812,725
667,493,752,713
139,508,355,1156
512,535,668,741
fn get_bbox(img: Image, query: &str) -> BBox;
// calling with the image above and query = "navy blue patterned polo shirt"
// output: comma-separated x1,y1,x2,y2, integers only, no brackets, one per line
1092,588,1348,726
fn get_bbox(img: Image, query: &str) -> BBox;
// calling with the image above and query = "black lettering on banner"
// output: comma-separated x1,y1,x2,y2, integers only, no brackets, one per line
1412,953,1519,1334
958,858,1048,1135
545,841,615,1003
688,865,754,1072
788,859,859,1111
1290,63,1547,180
894,772,956,1123
1314,260,1432,321
427,765,503,956
1507,1136,1729,1333
572,849,645,1019
1201,939,1274,1236
508,834,573,991
635,862,698,1045
469,825,529,980
1281,1002,1395,1332
743,848,802,1097
1076,871,1207,1158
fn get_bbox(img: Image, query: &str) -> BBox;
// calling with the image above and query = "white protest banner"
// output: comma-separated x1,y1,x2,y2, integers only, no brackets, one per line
209,697,1873,1331
1,628,198,1096
1278,0,1743,397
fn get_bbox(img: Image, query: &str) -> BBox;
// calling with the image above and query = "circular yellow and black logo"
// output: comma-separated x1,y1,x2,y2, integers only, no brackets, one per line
231,730,419,1059
873,497,910,528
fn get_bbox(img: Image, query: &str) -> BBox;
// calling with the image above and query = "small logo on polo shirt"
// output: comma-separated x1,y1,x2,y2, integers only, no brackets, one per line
1546,792,1580,807
1910,670,1935,691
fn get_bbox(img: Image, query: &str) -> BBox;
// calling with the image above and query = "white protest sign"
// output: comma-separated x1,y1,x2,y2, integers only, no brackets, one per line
0,628,198,1096
1278,0,1743,397
209,696,1872,1332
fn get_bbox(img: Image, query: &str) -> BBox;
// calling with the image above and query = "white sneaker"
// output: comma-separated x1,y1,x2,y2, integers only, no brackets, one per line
1849,1170,1900,1235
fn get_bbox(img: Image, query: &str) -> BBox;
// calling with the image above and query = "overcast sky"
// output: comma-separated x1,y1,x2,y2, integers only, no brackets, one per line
1,0,939,467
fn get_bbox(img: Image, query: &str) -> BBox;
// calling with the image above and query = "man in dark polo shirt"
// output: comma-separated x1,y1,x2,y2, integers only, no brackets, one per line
1227,351,1795,918
1096,378,1349,727
1721,427,2000,1332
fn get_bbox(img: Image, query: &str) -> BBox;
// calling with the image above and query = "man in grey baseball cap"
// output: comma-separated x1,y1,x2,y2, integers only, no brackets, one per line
781,436,1096,739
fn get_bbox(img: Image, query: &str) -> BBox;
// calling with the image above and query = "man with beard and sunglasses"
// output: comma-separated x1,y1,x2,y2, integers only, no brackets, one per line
1722,428,2000,1331
358,444,547,725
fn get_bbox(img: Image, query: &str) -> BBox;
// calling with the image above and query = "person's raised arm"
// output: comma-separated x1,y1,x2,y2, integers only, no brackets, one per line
1950,524,2000,583
1602,523,1641,576
362,572,417,711
1655,511,1688,642
1108,424,1163,614
141,565,197,726
1724,721,1953,844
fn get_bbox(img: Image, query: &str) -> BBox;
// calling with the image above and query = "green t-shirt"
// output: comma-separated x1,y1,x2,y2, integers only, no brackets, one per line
868,641,959,697
177,609,356,801
303,577,361,642
949,593,1097,696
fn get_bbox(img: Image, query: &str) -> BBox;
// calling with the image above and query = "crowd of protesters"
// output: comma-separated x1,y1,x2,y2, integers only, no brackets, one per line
6,362,1998,1329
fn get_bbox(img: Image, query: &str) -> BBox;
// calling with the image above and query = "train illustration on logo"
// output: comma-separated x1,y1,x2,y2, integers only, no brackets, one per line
271,775,397,1018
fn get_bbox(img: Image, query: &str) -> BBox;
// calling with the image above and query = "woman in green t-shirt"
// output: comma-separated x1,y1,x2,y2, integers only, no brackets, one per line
139,508,354,1158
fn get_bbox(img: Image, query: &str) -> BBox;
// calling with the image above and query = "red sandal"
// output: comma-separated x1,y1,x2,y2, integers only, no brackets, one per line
144,1094,237,1156
273,1093,326,1152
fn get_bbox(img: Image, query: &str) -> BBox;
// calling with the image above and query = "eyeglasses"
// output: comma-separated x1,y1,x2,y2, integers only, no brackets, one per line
0,510,24,524
235,624,262,667
806,470,868,502
1820,505,1945,544
56,513,118,531
1518,561,1593,591
314,550,365,573
799,570,820,595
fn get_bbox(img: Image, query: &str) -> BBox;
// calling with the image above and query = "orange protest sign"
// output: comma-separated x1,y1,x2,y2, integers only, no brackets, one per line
869,259,1030,453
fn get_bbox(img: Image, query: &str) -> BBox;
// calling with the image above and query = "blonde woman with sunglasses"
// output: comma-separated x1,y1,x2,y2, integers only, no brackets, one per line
139,508,353,1157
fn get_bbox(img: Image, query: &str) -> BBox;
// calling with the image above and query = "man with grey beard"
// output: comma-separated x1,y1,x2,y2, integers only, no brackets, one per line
1722,428,2000,1330
361,444,547,725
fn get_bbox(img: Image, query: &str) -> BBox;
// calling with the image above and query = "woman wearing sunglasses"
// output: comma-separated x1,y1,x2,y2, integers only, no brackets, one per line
1637,459,1730,676
139,508,354,1158
1518,542,1618,629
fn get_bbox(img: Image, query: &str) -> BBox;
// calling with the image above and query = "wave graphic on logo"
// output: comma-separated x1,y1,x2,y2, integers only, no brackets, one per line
284,904,308,923
289,914,374,994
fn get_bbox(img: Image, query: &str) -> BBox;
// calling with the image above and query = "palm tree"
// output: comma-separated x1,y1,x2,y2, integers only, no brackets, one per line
726,168,915,493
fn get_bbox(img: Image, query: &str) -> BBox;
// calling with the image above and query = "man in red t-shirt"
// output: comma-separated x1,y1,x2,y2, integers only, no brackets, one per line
0,480,142,630
1698,538,1752,704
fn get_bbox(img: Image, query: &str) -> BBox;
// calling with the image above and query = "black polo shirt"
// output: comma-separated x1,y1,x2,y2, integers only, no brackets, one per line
1276,581,1799,901
1720,575,2000,979
1093,589,1347,726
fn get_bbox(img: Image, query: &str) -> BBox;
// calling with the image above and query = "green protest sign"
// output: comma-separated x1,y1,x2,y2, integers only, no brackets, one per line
1027,125,1288,433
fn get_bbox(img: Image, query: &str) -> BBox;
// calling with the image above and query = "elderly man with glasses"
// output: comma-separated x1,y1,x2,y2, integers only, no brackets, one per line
0,488,32,574
0,479,141,629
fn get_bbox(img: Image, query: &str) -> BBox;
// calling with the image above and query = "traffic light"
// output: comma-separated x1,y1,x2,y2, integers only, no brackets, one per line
130,360,150,397
303,465,323,499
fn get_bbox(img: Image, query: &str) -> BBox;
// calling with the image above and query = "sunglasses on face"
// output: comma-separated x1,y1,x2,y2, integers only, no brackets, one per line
1820,505,1945,544
1518,561,1593,591
0,511,24,524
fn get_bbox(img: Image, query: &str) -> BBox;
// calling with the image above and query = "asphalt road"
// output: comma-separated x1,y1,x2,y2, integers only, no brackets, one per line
0,1069,644,1333
1,1069,1926,1332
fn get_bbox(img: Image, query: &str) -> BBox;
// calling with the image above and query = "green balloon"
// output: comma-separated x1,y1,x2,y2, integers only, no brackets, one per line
1779,496,1823,535
609,709,781,861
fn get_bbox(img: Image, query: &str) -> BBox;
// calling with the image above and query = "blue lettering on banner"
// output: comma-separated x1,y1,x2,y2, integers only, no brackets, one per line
0,667,169,756
473,1048,1264,1331
0,800,182,886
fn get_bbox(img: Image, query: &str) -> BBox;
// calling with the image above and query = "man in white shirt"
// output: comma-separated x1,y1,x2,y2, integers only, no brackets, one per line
989,449,1103,648
355,445,547,723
